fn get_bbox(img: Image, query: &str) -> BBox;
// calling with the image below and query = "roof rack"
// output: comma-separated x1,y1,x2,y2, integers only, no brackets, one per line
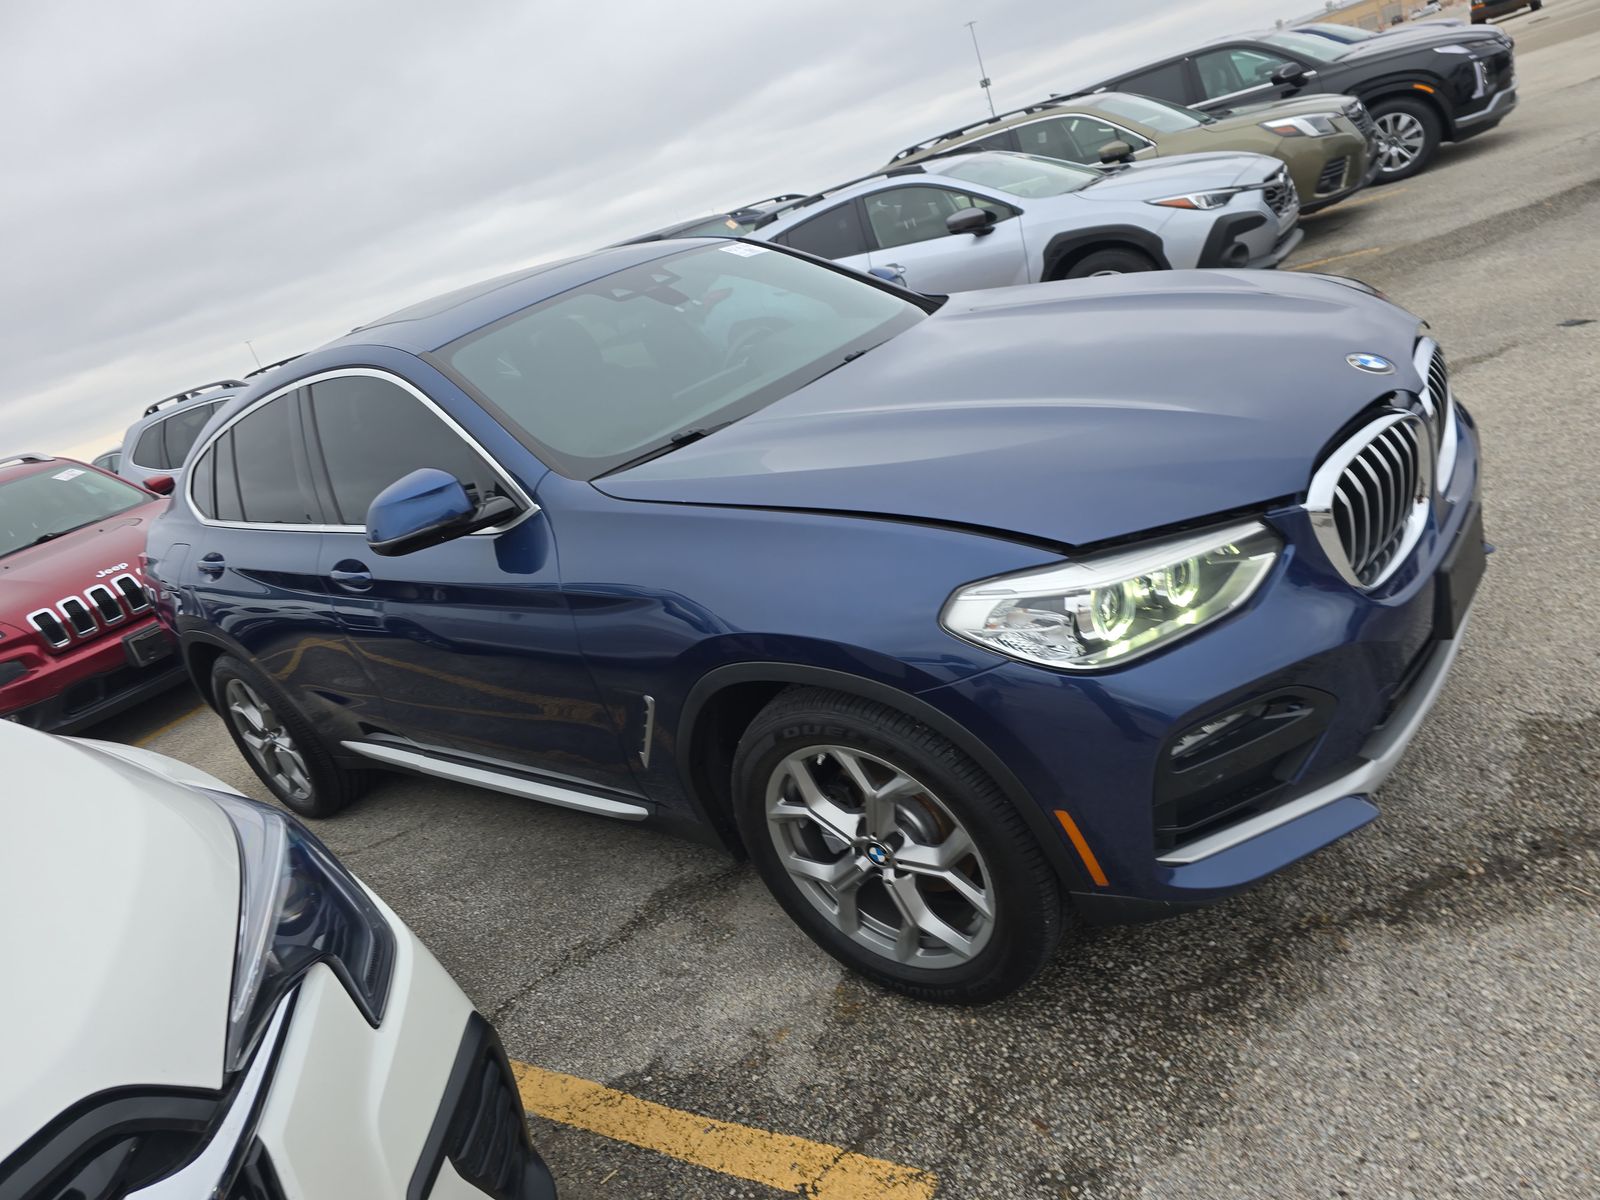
0,452,53,469
142,379,248,417
244,354,302,378
727,193,807,217
886,97,1081,163
749,165,931,229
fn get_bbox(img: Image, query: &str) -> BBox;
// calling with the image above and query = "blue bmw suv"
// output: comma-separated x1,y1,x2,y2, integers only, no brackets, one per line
146,240,1485,1002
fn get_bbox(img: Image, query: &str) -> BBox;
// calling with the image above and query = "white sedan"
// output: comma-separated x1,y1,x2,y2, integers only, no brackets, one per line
0,719,556,1199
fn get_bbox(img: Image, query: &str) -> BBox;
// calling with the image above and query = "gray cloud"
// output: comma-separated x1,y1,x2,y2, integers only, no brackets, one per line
0,0,1308,457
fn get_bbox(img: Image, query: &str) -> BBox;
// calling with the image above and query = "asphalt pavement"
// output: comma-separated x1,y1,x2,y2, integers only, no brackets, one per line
94,3,1600,1195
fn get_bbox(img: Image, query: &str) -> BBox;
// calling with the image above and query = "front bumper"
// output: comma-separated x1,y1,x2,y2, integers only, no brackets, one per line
1285,129,1370,211
923,409,1483,917
1,614,184,734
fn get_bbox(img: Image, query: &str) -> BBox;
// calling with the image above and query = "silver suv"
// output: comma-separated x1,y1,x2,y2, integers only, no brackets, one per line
745,150,1300,291
117,379,248,489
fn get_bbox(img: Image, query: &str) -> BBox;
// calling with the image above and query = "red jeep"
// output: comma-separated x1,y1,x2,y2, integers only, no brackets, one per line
0,453,185,731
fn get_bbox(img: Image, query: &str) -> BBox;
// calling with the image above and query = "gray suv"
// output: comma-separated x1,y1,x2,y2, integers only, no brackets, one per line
744,150,1300,291
116,379,247,488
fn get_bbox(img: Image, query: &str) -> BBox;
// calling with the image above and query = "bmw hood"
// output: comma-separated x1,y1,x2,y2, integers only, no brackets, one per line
596,271,1425,548
1078,151,1283,198
0,724,238,1158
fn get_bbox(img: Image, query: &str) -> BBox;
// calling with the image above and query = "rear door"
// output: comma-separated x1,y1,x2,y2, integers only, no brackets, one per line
301,368,641,797
861,184,1029,291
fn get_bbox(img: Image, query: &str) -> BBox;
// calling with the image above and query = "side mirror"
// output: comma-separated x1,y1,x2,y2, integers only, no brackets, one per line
365,468,520,557
144,474,175,496
1098,140,1136,165
868,265,908,287
1270,62,1306,88
945,206,997,237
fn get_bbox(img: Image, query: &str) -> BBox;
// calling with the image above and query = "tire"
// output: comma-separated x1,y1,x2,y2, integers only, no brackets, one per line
1369,97,1442,182
731,687,1065,1003
211,655,372,818
1059,247,1157,279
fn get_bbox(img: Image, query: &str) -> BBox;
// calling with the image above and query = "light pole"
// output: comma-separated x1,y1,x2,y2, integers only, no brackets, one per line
964,20,996,118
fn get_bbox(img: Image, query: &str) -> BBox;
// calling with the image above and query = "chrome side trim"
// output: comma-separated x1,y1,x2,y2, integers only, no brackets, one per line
184,367,539,536
130,994,292,1197
639,695,656,767
341,740,650,820
1158,605,1474,865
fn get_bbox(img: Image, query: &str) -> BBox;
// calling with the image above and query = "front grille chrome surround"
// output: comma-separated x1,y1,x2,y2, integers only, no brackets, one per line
114,572,152,611
87,584,126,624
1414,336,1458,492
28,608,70,648
1307,410,1433,590
58,597,97,638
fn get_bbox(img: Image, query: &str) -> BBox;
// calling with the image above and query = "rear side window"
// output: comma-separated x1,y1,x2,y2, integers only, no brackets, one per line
195,430,244,522
306,375,501,525
1117,60,1192,104
227,396,320,523
132,422,168,469
131,401,223,469
774,203,871,260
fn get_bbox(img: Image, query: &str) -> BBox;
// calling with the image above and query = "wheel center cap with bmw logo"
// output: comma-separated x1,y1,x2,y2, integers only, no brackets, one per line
1346,352,1395,374
864,842,892,867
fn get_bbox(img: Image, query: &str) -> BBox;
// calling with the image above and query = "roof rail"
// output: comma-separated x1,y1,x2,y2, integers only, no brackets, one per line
0,452,54,469
244,354,302,378
886,97,1076,163
142,379,249,417
728,193,807,216
749,165,930,229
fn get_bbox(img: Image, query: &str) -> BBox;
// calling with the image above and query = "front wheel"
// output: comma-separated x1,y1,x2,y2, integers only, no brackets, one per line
1060,247,1157,279
732,688,1065,1003
1370,97,1442,182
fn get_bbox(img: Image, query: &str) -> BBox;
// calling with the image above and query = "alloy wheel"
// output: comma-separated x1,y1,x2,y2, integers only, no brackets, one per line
224,678,313,803
1374,111,1427,174
764,746,995,968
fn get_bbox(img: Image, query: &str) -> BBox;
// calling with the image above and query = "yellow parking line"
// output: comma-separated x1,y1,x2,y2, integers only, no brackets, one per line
1290,246,1385,272
1325,184,1410,212
512,1061,938,1198
134,706,206,746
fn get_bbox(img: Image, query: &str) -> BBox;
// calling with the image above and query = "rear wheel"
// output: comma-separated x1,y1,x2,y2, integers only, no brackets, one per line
211,655,372,818
1060,247,1157,279
1370,97,1441,182
732,687,1065,1003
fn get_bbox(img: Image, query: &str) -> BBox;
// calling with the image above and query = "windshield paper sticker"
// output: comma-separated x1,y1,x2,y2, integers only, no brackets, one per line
52,469,85,480
719,244,767,257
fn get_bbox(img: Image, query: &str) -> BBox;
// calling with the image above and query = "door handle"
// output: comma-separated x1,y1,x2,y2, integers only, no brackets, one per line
197,553,225,578
329,561,373,592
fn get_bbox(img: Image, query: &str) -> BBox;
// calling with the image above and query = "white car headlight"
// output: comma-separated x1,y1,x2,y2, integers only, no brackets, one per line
209,791,396,1070
941,521,1281,670
1259,113,1341,137
1146,188,1244,210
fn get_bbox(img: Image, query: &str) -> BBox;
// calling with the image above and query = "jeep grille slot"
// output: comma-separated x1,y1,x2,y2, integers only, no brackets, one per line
87,584,126,624
28,609,70,648
114,573,152,612
59,597,98,638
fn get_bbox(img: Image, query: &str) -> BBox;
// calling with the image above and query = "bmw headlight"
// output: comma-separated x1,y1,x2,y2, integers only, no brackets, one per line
1259,113,1340,137
209,791,396,1070
1147,188,1243,210
940,521,1281,670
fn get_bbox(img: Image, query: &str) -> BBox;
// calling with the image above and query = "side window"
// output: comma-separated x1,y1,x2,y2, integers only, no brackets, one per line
227,395,321,524
307,375,502,525
971,130,1018,153
189,440,217,518
1117,61,1193,104
161,401,223,469
1013,115,1150,164
1194,48,1292,99
864,187,982,250
213,431,244,522
775,203,871,261
132,421,169,470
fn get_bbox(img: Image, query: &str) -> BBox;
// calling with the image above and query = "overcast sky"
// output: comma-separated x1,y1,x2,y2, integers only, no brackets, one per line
1,0,1313,460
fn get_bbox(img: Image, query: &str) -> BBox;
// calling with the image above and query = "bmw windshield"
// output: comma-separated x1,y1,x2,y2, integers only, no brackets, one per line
937,152,1103,197
0,467,151,558
440,243,928,478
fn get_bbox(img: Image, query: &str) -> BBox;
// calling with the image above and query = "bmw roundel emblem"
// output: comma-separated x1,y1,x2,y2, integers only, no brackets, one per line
865,842,890,867
1346,352,1395,375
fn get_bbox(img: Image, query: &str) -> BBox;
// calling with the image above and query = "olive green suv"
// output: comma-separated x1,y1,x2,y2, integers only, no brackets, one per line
886,91,1377,213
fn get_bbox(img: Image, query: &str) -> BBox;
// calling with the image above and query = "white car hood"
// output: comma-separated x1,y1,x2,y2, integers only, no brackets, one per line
0,722,240,1159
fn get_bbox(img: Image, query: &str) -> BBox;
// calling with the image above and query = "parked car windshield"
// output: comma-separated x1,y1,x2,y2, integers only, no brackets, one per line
937,153,1101,197
1259,32,1353,62
1089,94,1211,131
441,243,927,478
0,466,150,558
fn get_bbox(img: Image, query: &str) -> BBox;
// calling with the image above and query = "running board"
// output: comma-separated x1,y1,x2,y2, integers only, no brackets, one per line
341,740,650,821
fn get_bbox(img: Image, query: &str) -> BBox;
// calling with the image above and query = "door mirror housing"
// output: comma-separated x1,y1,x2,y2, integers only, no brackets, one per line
1269,61,1307,88
945,206,997,237
1098,140,1137,165
143,474,176,496
365,468,519,557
